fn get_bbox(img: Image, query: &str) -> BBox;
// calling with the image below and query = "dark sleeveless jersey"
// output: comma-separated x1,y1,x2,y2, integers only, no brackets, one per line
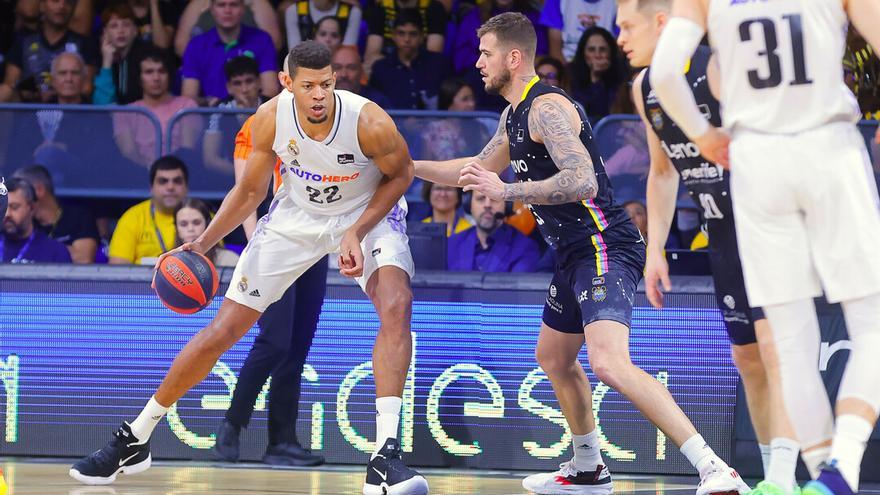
642,46,732,220
505,81,642,268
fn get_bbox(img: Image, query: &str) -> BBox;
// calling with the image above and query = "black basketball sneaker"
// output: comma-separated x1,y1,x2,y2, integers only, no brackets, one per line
522,460,613,495
363,438,429,495
69,422,151,485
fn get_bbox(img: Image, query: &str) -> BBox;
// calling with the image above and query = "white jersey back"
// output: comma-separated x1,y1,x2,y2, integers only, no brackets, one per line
708,0,859,134
273,89,404,215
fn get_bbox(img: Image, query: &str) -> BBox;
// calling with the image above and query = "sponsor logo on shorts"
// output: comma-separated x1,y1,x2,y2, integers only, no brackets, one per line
592,277,604,286
578,290,590,304
372,248,382,257
549,284,557,298
723,309,750,325
249,289,261,298
337,153,355,164
237,276,248,293
288,167,360,183
546,296,563,314
592,285,607,302
723,295,736,309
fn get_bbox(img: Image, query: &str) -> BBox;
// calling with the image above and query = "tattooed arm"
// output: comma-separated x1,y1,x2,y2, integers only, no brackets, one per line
502,94,599,204
414,107,511,186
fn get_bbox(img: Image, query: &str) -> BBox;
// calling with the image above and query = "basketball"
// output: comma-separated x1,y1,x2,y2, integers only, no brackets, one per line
153,251,219,314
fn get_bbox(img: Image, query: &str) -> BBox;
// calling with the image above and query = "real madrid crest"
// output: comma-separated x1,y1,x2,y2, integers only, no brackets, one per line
649,108,664,131
287,138,299,156
238,276,248,293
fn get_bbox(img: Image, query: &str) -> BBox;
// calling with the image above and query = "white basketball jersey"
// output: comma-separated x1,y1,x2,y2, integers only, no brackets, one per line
708,0,859,134
273,89,405,215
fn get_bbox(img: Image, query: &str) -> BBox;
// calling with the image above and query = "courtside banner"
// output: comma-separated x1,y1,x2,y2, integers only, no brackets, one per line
1,267,736,474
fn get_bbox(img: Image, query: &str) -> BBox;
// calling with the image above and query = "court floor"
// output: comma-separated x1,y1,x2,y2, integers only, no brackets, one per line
3,458,880,495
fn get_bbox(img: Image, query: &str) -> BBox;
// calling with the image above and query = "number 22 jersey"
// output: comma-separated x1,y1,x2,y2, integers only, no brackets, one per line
272,89,406,215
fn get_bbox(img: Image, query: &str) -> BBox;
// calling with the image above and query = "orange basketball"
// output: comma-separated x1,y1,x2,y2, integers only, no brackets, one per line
153,251,219,314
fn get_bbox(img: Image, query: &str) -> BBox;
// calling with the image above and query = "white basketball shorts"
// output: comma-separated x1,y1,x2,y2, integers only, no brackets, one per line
730,121,880,306
225,196,414,312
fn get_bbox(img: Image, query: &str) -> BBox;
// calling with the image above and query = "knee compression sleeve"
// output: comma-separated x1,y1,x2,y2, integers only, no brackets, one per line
764,299,834,448
839,292,880,414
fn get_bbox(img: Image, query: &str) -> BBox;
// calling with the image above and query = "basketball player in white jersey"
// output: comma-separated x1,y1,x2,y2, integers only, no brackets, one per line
69,41,429,495
616,1,799,492
650,1,880,495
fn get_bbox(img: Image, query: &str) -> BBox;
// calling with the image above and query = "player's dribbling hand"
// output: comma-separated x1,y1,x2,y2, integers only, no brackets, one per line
459,161,505,200
152,242,205,285
338,230,364,278
644,249,672,309
694,127,731,169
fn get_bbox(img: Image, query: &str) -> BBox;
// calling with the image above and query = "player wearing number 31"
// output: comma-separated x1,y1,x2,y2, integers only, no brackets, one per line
416,12,748,495
617,0,799,492
651,1,880,494
70,40,429,495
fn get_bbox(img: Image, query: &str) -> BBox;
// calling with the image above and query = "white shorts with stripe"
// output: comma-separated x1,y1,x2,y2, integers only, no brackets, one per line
225,196,413,313
730,121,880,306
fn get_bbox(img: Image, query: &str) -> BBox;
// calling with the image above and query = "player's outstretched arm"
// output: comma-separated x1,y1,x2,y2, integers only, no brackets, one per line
414,107,511,187
634,70,677,308
490,93,597,205
181,101,276,258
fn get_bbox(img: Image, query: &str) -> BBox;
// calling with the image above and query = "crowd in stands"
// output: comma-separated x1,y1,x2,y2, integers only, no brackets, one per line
1,0,640,119
1,0,878,271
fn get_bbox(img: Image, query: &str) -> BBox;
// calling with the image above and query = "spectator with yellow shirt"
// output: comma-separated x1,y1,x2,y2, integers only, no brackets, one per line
420,181,472,237
108,156,189,264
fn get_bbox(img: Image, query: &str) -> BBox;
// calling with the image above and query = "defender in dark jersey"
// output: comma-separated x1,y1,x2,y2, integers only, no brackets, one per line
416,12,748,495
616,1,797,492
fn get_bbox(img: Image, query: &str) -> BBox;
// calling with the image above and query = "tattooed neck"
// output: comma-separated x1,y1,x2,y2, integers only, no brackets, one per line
505,73,540,107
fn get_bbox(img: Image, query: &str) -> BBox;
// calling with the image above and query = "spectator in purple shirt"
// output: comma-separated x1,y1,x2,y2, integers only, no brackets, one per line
452,0,547,74
448,191,540,272
181,0,278,105
1,178,71,264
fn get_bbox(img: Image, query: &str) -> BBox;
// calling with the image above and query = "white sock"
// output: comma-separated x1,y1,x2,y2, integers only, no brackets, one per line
801,447,830,480
766,437,799,489
373,396,402,459
829,415,873,492
129,396,169,442
571,430,603,471
680,434,725,477
759,443,771,476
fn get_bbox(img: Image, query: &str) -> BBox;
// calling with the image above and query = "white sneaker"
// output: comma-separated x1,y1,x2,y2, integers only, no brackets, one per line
522,460,613,495
696,466,750,495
